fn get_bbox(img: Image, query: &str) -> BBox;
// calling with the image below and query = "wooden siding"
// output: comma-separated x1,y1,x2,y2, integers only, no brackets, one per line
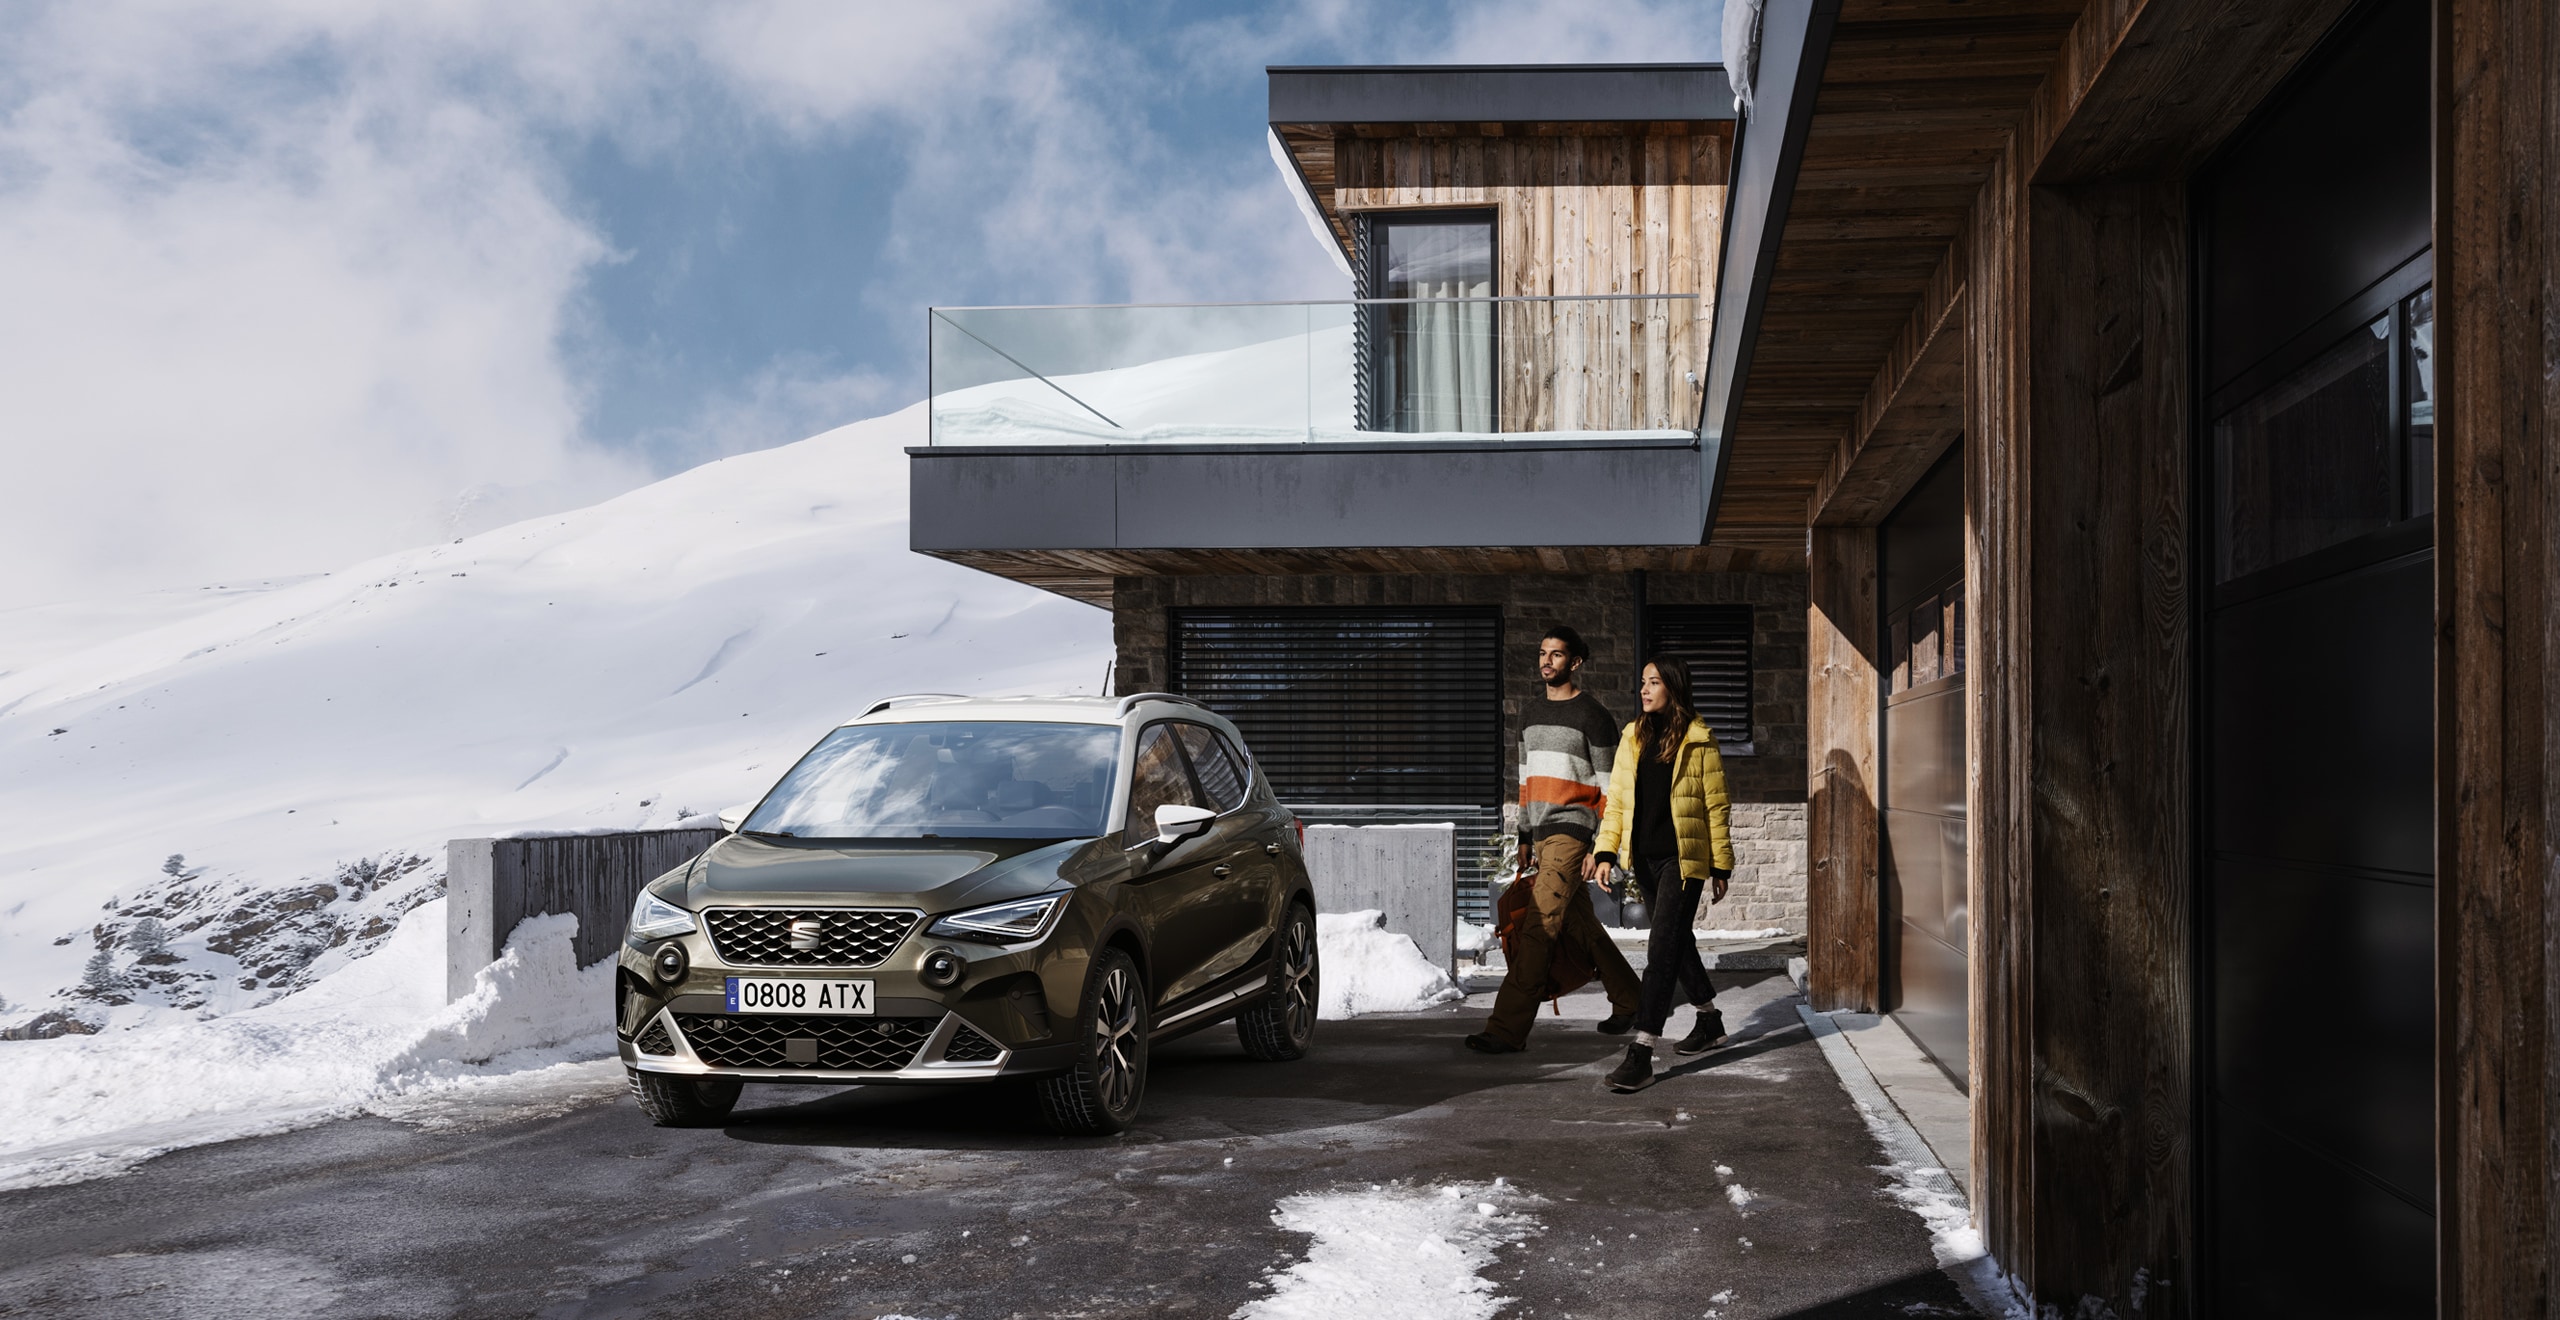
1328,131,1729,434
1807,525,1881,1011
2438,0,2560,1310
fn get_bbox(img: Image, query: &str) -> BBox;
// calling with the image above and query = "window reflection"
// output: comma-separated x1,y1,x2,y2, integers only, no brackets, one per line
2215,314,2395,581
2405,289,2433,517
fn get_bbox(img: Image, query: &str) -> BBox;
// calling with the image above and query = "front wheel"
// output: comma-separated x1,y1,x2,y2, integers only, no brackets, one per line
628,1069,742,1127
1032,947,1148,1135
1236,904,1318,1061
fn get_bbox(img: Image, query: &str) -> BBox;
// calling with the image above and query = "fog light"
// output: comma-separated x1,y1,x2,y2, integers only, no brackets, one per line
651,941,689,985
919,946,967,990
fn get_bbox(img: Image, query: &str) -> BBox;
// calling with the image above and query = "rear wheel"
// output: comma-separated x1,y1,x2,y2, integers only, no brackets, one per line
1033,946,1148,1135
627,1069,742,1127
1236,903,1318,1061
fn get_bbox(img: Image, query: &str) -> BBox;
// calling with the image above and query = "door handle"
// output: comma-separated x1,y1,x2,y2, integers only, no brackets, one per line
1213,865,1233,878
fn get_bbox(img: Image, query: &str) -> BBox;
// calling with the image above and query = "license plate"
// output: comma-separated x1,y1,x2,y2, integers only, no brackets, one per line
725,976,874,1015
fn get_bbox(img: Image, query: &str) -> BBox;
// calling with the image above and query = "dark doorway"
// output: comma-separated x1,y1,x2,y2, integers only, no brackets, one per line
1879,445,1968,1087
2196,0,2434,1312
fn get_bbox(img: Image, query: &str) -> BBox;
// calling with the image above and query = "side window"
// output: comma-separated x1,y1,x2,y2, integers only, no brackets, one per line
1175,724,1249,812
1123,724,1200,839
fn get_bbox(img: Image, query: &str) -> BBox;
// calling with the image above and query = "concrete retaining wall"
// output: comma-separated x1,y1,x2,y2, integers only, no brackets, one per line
446,829,721,1001
1303,822,1456,972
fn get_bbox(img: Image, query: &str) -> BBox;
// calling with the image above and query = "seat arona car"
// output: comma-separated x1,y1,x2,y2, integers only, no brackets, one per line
615,693,1318,1134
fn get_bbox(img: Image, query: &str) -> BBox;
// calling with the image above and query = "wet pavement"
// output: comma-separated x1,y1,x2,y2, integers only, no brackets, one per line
0,969,1975,1319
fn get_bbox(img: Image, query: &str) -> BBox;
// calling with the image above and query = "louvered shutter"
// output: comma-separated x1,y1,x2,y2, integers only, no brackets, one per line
1644,604,1755,751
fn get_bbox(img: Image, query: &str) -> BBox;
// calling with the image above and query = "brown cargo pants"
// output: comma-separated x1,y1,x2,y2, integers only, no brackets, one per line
1481,835,1642,1047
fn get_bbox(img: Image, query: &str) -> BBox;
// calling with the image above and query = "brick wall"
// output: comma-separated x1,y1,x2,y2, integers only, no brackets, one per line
1112,569,1810,933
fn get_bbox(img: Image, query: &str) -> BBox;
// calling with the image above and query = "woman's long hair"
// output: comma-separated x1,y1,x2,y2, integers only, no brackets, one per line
1640,653,1699,763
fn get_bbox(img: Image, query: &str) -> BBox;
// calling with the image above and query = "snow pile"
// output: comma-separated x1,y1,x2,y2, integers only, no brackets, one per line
0,400,1108,1027
1314,911,1463,1019
0,902,612,1190
1237,1180,1541,1320
1453,918,1491,956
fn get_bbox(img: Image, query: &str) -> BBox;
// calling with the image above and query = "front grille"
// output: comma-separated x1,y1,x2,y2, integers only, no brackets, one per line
703,908,918,968
942,1022,1004,1063
632,1017,676,1055
675,1013,936,1071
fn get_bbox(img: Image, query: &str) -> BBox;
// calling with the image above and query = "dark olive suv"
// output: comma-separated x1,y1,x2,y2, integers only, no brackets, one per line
614,694,1318,1134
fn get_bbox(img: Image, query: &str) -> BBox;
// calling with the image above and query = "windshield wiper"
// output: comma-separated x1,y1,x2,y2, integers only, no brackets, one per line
738,829,798,840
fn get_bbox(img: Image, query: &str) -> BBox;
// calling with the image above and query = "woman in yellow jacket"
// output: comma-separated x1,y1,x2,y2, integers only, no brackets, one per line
1587,653,1734,1092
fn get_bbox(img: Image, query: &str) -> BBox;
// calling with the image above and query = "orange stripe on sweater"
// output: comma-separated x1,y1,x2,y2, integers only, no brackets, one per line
1519,775,1606,809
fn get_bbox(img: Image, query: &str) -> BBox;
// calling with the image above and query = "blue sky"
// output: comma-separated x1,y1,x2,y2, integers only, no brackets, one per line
0,1,1721,608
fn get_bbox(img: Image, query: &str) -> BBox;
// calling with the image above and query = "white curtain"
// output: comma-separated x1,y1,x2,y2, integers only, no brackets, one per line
1381,222,1493,432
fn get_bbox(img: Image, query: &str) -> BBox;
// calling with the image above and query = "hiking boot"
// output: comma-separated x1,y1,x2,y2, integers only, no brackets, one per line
1674,1008,1728,1056
1465,1032,1524,1055
1596,1012,1635,1035
1605,1043,1653,1092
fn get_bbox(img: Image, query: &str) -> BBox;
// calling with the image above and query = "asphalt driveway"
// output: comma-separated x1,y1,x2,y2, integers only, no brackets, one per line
0,969,1975,1319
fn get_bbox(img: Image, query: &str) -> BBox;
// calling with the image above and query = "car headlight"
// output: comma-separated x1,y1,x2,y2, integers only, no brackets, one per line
926,892,1068,945
629,889,697,940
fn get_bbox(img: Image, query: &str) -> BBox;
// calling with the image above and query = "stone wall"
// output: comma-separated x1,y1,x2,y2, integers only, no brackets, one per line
1112,569,1810,933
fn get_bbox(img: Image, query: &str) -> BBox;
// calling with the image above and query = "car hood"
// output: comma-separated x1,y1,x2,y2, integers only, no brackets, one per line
679,834,1100,913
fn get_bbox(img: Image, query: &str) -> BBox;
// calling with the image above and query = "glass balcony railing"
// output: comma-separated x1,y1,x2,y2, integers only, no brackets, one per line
927,295,1704,446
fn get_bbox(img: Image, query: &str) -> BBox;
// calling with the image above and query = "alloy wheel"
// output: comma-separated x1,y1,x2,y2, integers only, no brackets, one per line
1095,964,1141,1111
1277,913,1317,1041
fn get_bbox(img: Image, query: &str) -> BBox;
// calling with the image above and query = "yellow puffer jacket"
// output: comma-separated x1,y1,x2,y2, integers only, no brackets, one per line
1592,716,1734,879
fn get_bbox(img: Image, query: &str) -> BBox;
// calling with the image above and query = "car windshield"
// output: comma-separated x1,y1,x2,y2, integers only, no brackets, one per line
742,721,1119,839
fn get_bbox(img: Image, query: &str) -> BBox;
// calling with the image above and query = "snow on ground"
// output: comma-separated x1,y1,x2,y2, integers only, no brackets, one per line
0,400,1109,1028
1314,911,1464,1019
1236,1179,1541,1320
0,901,613,1190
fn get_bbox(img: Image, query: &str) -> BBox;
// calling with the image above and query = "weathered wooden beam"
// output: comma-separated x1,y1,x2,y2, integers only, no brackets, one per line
2438,0,2560,1310
1807,525,1881,1012
2019,174,2194,1314
1809,238,1969,526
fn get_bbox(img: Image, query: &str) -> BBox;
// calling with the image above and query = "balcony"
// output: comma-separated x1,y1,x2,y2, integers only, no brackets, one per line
909,295,1722,597
926,295,1703,446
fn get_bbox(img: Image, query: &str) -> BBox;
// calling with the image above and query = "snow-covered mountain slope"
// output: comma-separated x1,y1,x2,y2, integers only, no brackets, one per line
0,402,1109,1028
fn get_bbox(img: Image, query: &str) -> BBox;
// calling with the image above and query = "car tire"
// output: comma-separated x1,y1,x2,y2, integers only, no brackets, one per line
1033,946,1148,1135
1236,903,1319,1061
628,1068,743,1127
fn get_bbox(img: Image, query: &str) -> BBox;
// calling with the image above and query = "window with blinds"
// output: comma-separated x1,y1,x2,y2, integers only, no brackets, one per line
1166,607,1503,806
1643,604,1755,752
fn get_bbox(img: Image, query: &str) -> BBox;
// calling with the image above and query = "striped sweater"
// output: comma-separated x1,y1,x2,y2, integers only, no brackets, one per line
1517,691,1622,845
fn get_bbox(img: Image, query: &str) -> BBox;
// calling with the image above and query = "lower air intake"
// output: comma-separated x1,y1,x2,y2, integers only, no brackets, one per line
674,1014,937,1071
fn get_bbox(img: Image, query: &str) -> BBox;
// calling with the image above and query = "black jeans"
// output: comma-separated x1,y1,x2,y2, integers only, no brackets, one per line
1635,855,1715,1036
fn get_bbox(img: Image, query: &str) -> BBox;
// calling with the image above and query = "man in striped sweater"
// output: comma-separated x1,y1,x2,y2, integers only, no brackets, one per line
1466,625,1644,1053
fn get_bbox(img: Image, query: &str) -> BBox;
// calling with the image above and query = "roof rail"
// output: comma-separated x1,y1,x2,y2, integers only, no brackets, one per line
858,693,972,717
1115,691,1206,715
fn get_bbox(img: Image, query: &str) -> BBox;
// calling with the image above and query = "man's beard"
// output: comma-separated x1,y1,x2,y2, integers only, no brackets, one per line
1543,668,1574,688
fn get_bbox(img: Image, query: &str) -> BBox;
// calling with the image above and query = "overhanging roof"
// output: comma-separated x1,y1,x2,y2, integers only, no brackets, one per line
1267,63,1734,126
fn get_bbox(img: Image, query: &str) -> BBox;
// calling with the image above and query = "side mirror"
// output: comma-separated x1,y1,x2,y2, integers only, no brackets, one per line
1151,803,1217,848
717,804,752,834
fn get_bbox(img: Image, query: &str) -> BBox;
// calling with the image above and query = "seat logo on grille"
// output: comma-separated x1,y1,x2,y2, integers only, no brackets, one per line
786,918,825,952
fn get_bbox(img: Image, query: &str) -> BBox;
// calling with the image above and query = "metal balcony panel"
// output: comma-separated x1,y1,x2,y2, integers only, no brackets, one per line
907,439,1704,554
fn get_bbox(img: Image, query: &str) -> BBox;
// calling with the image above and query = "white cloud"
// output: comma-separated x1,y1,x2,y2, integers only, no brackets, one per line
0,2,1031,611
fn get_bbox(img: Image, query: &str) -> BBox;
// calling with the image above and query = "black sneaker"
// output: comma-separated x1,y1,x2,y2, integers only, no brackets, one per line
1596,1012,1634,1035
1674,1009,1728,1056
1605,1044,1653,1092
1464,1032,1524,1055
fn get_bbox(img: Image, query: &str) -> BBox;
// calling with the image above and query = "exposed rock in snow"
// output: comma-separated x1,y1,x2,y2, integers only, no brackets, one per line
0,901,613,1190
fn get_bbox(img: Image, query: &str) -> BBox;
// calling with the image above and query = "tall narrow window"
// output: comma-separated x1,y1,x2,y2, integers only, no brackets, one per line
1360,212,1495,433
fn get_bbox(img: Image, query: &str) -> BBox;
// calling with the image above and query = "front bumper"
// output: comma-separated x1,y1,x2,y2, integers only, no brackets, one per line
621,999,1076,1084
